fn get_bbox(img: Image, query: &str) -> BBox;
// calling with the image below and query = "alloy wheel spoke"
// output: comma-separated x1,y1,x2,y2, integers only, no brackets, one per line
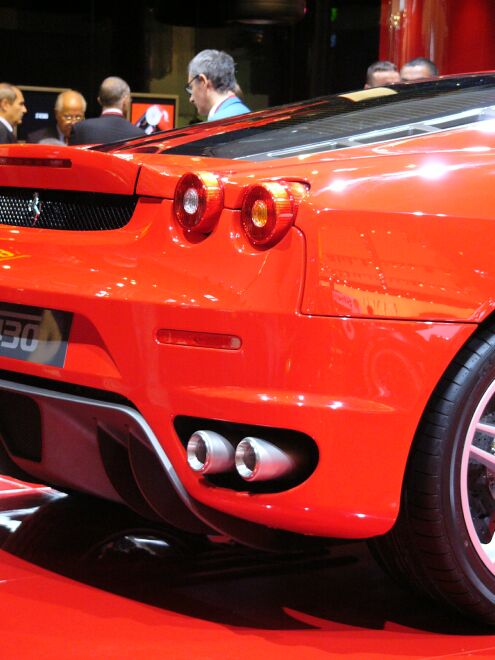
481,535,495,564
469,444,495,473
476,421,495,438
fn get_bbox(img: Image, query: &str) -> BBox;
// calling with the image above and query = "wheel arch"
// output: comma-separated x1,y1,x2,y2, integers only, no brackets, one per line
393,312,495,493
370,311,495,623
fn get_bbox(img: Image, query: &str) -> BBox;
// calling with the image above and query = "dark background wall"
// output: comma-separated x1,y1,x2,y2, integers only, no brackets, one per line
0,0,380,121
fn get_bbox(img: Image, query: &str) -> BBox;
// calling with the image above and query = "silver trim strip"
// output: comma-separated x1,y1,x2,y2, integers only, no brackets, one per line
0,377,194,509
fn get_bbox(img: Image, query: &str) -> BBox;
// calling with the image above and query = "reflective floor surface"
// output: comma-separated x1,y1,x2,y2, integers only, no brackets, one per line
1,475,495,659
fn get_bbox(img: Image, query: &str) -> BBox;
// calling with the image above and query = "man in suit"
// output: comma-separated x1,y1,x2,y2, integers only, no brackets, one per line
27,90,86,144
69,76,144,145
0,84,27,143
186,50,250,122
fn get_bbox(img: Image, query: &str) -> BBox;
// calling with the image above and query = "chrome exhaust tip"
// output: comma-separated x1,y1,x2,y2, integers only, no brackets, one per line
235,436,297,482
187,430,235,474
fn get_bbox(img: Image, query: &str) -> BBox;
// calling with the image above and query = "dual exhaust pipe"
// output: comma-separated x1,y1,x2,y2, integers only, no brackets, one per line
187,430,299,482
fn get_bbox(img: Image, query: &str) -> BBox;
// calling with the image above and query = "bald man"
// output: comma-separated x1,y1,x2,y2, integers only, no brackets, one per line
27,89,86,144
69,76,144,145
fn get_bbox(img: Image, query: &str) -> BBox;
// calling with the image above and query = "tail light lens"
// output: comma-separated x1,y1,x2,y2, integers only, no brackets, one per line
174,171,223,233
241,181,308,248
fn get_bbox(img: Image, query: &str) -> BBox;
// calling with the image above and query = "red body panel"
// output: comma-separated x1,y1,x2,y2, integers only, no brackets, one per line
297,127,495,321
0,144,140,194
0,80,494,541
0,202,475,535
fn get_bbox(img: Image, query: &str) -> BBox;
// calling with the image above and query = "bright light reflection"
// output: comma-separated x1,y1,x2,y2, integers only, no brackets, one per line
463,146,490,153
0,513,21,532
477,119,495,134
328,179,350,193
417,161,449,180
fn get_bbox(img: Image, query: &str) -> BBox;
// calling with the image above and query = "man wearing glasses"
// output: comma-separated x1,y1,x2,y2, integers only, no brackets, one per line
27,90,86,144
186,50,250,122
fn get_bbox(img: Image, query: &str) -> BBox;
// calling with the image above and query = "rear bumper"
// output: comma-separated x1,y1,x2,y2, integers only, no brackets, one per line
0,312,474,539
0,202,477,539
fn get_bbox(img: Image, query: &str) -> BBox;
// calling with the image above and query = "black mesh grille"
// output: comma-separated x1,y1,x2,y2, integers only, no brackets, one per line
0,187,138,230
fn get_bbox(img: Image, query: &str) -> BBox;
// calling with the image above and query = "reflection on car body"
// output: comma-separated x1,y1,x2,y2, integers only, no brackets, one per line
1,73,495,623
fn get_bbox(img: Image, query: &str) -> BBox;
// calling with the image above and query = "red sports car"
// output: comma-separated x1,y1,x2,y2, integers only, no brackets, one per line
1,73,495,623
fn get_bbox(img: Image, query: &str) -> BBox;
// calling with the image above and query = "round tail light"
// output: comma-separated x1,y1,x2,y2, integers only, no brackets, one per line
241,181,304,248
174,171,223,233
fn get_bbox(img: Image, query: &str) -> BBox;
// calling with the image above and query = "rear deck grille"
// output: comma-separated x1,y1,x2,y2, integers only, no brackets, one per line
0,187,137,230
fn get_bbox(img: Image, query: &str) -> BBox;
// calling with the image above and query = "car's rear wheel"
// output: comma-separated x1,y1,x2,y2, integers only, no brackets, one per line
370,324,495,625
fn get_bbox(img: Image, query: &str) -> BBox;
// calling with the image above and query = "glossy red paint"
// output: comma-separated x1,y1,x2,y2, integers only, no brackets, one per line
299,128,495,321
0,144,139,193
0,486,494,659
0,185,474,536
380,0,427,70
2,74,495,623
380,0,495,74
444,0,495,74
0,546,492,660
0,475,50,498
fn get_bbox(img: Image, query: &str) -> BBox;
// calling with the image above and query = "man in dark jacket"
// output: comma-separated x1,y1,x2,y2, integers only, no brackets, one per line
69,76,144,145
0,84,27,143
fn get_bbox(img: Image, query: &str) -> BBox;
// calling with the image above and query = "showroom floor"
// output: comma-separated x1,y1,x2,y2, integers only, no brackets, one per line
1,476,495,659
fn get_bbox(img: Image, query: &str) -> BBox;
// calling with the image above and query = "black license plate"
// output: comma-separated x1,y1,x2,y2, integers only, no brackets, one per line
0,303,72,367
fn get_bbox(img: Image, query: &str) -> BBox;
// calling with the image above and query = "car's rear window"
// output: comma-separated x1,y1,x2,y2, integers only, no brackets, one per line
104,75,495,161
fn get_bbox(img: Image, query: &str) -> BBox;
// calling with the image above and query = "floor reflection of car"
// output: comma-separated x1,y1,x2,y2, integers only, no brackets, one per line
1,73,495,624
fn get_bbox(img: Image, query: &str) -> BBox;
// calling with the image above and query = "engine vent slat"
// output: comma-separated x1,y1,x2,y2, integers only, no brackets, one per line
0,187,137,231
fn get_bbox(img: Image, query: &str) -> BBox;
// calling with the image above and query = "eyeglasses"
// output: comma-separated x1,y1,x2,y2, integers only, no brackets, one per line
61,114,84,121
184,75,201,95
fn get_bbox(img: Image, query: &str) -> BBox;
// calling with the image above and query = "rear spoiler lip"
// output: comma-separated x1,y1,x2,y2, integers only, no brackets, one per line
0,144,141,196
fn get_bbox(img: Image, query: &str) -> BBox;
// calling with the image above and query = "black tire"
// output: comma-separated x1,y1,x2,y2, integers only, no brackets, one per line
370,324,495,625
